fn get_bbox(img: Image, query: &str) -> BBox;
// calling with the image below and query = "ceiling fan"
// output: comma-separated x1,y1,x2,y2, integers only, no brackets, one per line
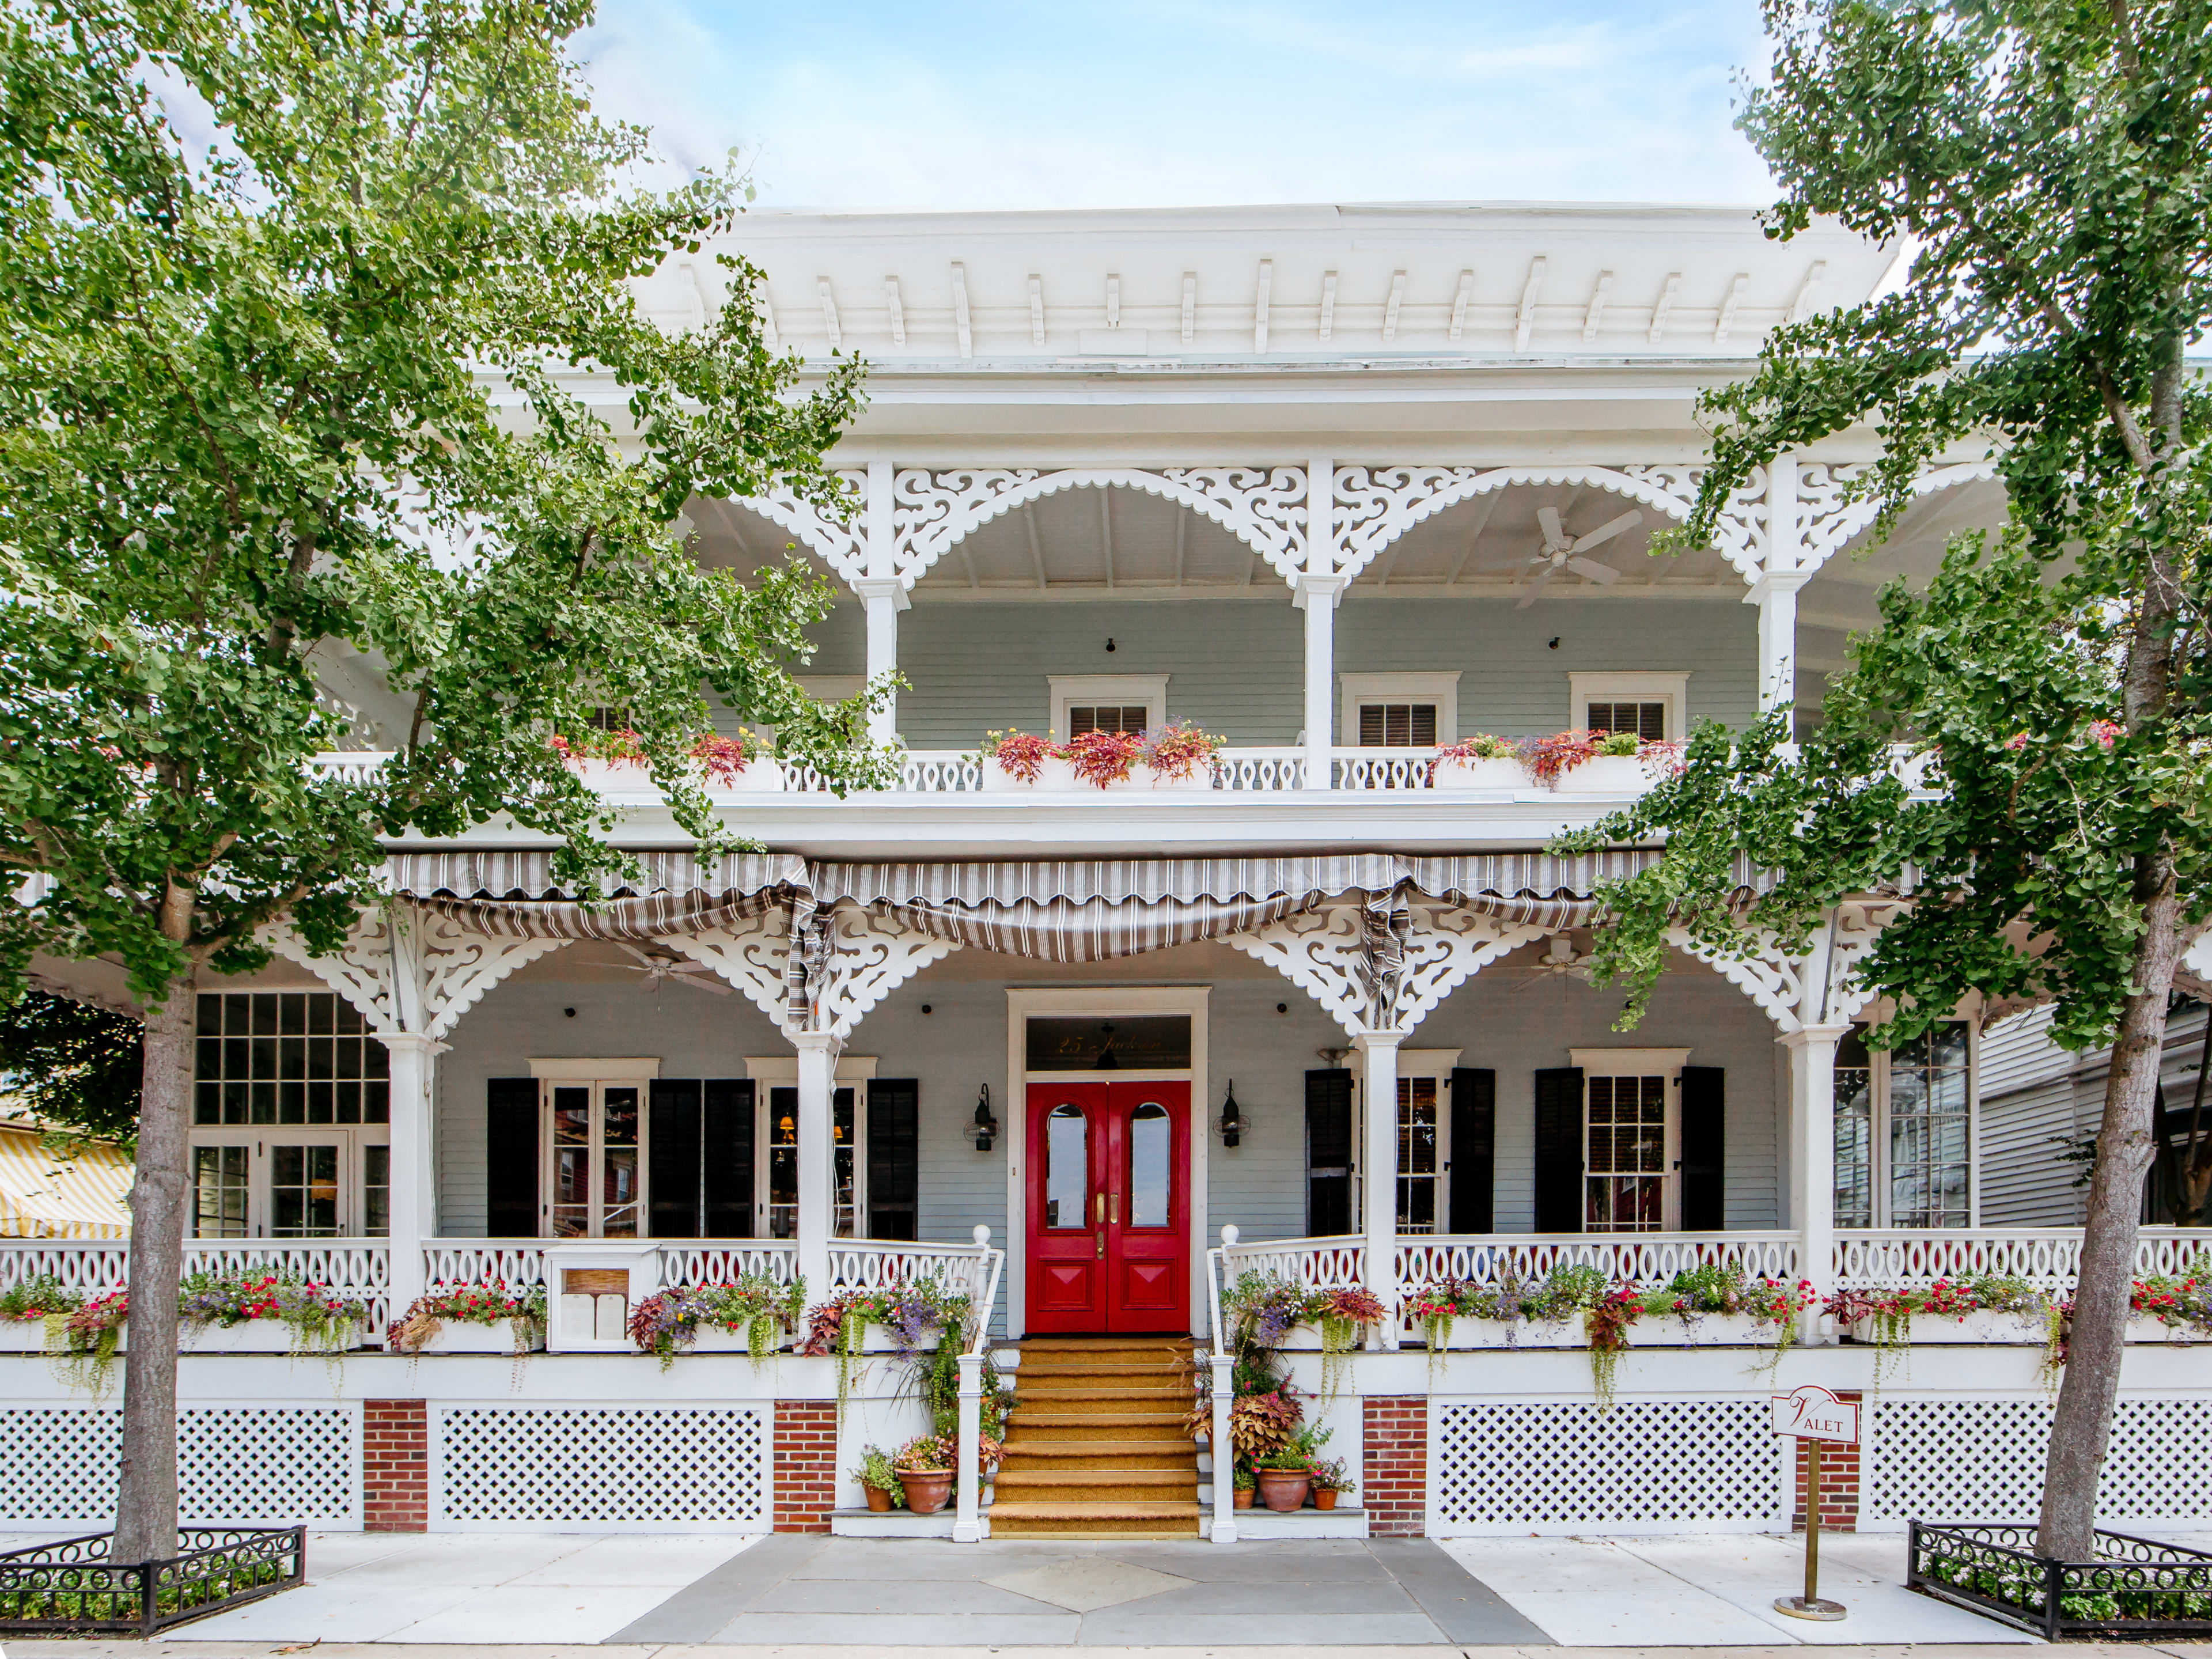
611,942,732,996
1512,933,1598,991
1516,506,1642,608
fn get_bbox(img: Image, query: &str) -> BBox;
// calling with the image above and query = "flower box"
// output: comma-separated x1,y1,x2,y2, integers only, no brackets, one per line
1551,755,1654,796
1847,1309,2046,1344
2126,1317,2209,1344
982,756,1079,791
0,1319,54,1354
1425,1317,1520,1349
1626,1312,1789,1347
184,1319,362,1354
691,1323,786,1355
408,1319,544,1354
1431,756,1525,790
707,760,785,794
1136,762,1214,791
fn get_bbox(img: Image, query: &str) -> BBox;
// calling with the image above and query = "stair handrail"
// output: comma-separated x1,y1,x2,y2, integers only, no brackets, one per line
1205,1224,1238,1542
953,1225,1002,1543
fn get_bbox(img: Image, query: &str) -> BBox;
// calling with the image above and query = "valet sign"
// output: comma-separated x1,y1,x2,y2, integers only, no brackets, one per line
1771,1384,1859,1445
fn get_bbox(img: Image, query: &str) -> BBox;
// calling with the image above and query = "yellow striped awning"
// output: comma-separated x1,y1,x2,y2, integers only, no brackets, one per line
0,1123,132,1239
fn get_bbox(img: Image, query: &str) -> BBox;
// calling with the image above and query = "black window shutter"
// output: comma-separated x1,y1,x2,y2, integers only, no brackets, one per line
649,1080,703,1239
1448,1068,1495,1234
704,1078,755,1238
485,1077,539,1238
1533,1067,1585,1234
866,1079,919,1241
1306,1069,1354,1236
1679,1065,1726,1230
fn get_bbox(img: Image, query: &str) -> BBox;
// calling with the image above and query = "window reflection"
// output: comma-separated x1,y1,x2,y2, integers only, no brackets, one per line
1128,1103,1169,1228
1045,1103,1088,1229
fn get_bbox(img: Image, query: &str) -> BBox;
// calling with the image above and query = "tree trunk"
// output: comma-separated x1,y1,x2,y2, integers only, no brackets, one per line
111,967,194,1562
2037,857,2184,1560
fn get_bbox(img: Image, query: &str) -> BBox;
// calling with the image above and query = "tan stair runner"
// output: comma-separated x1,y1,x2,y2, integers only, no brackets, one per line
990,1336,1201,1537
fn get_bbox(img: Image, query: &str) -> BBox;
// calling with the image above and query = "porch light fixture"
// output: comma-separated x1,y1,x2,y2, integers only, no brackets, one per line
1217,1080,1244,1149
972,1084,999,1152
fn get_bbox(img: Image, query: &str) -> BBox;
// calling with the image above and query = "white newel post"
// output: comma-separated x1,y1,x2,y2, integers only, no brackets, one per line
1208,1347,1237,1541
857,459,903,748
1782,1024,1849,1343
381,1032,440,1319
792,1031,838,1305
1354,1031,1402,1349
953,1351,984,1541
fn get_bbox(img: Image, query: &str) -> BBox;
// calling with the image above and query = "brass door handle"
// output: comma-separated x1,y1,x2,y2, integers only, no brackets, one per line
1112,1191,1122,1225
1094,1192,1105,1225
1095,1230,1105,1259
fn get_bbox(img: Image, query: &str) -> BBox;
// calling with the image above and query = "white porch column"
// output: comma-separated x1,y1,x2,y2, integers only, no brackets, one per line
381,1033,441,1317
792,1031,839,1304
1781,1024,1849,1343
1295,456,1339,791
855,459,904,748
1353,1030,1402,1350
1207,1347,1237,1541
1748,452,1807,729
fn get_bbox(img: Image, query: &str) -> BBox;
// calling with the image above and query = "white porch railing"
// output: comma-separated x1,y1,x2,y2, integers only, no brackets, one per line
1832,1227,2212,1291
656,1241,799,1286
828,1234,1001,1303
1398,1232,1803,1291
0,1239,393,1329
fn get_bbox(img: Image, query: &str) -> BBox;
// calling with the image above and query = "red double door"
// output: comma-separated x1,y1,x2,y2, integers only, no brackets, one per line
1025,1081,1190,1333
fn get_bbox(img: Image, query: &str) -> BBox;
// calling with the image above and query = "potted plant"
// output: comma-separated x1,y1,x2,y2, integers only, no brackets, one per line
853,1445,904,1513
1309,1457,1355,1512
629,1274,801,1368
979,729,1075,790
1429,733,1525,789
1528,728,1657,794
798,1276,976,1419
179,1271,369,1355
1062,726,1145,788
0,1275,80,1353
1138,721,1223,790
893,1432,955,1514
1251,1448,1313,1512
385,1280,547,1355
1232,1464,1255,1509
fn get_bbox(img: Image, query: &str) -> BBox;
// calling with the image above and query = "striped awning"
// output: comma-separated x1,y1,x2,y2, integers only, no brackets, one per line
387,849,1768,957
0,1124,133,1239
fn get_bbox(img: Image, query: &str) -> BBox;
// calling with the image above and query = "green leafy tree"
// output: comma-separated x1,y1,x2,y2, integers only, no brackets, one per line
0,991,142,1146
0,0,886,1556
1560,0,2209,1558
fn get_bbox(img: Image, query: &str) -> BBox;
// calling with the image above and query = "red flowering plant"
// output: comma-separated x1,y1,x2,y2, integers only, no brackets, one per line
179,1270,369,1353
1524,729,1679,786
386,1278,548,1355
0,1273,82,1323
548,725,767,784
1427,733,1522,783
1063,726,1145,787
1139,721,1224,782
50,1290,129,1399
980,728,1061,782
2127,1252,2211,1335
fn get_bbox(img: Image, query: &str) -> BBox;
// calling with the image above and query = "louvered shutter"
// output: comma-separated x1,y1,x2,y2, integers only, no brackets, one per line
1448,1068,1495,1234
1306,1069,1355,1236
1533,1067,1585,1234
648,1079,702,1238
866,1079,919,1241
703,1078,754,1238
485,1077,538,1238
1678,1066,1726,1230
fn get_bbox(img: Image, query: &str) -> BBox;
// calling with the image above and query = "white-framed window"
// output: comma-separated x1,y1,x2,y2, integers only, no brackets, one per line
1568,672,1689,741
187,990,391,1238
1834,1021,1974,1228
1571,1048,1690,1233
1346,1048,1460,1234
747,1056,878,1238
1339,673,1460,748
529,1059,659,1240
1048,674,1169,737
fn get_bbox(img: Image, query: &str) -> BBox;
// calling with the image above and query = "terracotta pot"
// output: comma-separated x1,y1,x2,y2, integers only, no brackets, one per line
1233,1487,1254,1509
864,1486,892,1513
1254,1468,1310,1513
1314,1488,1339,1511
899,1469,953,1515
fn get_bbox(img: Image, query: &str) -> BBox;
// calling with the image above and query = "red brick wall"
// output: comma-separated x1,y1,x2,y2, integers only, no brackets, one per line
1791,1390,1863,1532
363,1400,428,1532
774,1401,837,1533
1363,1395,1428,1537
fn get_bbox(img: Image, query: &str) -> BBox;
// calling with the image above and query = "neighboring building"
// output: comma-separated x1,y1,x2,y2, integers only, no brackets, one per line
4,204,2206,1544
0,1111,132,1240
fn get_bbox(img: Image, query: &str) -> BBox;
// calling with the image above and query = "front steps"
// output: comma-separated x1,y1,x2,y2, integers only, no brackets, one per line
993,1335,1202,1537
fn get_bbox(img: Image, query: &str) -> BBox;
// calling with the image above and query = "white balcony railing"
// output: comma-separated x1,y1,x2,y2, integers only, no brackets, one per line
1831,1227,2212,1291
0,1239,393,1329
828,1234,1000,1304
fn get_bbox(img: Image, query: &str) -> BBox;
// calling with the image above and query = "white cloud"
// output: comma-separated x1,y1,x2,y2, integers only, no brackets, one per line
571,0,1779,211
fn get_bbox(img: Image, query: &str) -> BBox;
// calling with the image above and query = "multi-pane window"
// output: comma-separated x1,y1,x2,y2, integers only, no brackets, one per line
1358,702,1438,747
1396,1077,1440,1234
1832,1021,1972,1228
546,1082,642,1239
1587,700,1668,740
194,993,388,1126
271,1144,341,1236
191,1145,249,1238
1586,1074,1669,1232
766,1090,799,1239
1067,704,1149,736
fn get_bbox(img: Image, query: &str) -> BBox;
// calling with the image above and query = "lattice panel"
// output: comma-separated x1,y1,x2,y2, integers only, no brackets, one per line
1433,1399,1786,1534
434,1404,766,1531
1864,1396,2212,1529
0,1406,359,1528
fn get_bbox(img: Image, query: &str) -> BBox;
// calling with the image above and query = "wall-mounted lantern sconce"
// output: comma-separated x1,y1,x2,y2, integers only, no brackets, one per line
1217,1079,1244,1149
972,1084,999,1152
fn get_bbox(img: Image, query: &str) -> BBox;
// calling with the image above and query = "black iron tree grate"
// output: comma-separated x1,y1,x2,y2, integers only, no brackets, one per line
1910,1521,2212,1641
0,1525,305,1637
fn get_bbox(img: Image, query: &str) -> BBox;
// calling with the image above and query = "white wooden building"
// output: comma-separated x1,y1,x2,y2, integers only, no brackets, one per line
6,203,2208,1544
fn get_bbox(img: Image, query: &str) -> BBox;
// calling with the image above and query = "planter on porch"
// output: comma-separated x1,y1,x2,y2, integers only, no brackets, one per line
706,760,786,793
691,1323,789,1355
1421,1315,1589,1349
1551,755,1653,796
183,1318,363,1354
2127,1316,2210,1344
1135,761,1215,791
1431,756,1526,790
0,1320,57,1354
1625,1312,1789,1347
1846,1309,2047,1344
982,755,1080,791
405,1319,545,1355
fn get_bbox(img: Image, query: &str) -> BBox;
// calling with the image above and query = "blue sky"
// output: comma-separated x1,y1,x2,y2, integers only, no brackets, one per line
572,1,1778,211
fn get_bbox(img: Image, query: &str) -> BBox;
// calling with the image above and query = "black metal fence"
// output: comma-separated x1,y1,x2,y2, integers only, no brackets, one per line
0,1525,305,1636
1910,1521,2212,1641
